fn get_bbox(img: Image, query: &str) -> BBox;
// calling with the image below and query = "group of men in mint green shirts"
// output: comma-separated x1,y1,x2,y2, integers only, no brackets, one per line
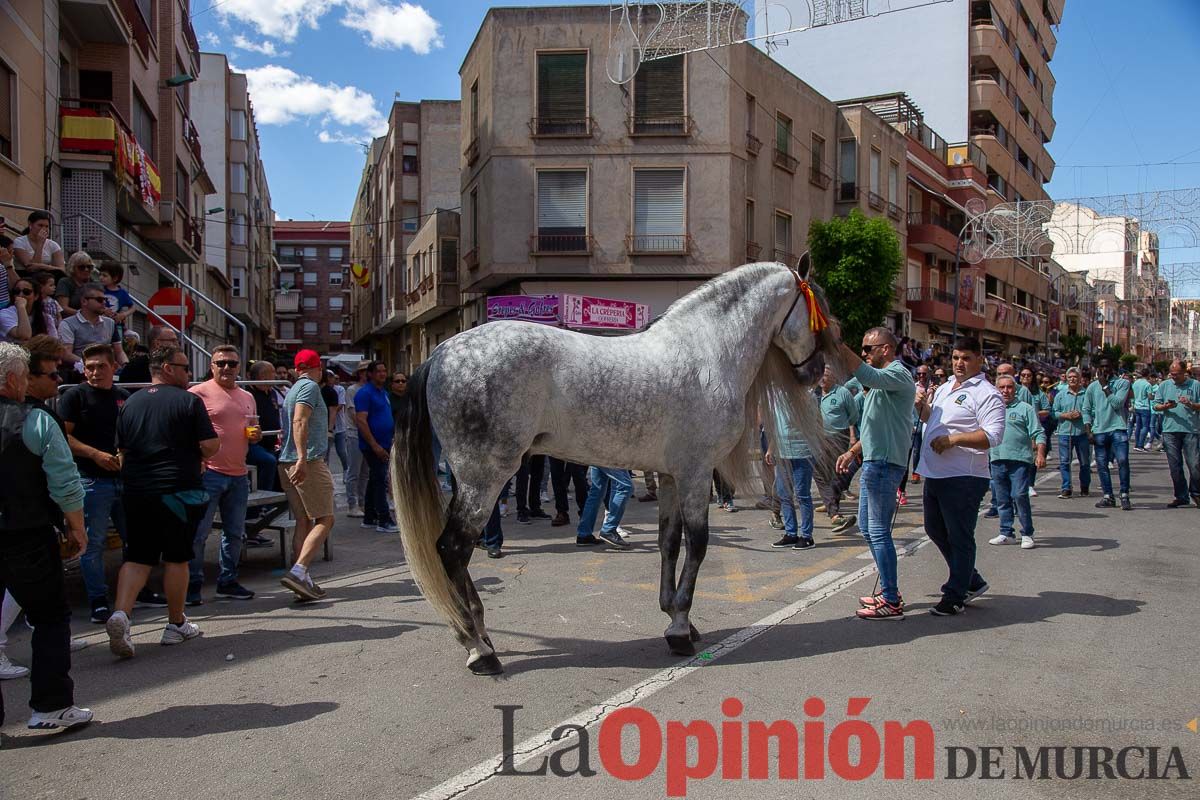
1154,360,1200,507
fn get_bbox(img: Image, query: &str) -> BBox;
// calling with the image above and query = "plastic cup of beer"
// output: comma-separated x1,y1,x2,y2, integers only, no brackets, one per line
245,415,261,440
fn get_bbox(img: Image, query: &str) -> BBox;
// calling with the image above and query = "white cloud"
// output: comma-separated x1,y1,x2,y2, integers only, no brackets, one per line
216,0,441,53
201,31,222,48
232,34,288,57
242,65,388,144
318,130,369,146
341,0,443,54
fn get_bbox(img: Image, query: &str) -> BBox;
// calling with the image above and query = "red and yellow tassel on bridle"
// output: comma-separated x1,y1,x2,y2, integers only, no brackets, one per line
795,276,829,333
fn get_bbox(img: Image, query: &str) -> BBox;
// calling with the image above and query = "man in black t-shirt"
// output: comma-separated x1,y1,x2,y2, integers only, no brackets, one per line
59,344,129,623
105,346,218,659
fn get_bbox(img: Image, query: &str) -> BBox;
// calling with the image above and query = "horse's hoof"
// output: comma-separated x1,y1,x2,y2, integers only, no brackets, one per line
689,624,701,642
665,634,696,656
468,653,504,675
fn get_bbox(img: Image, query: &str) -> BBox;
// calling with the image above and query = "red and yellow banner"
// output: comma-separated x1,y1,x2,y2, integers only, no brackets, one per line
60,108,117,153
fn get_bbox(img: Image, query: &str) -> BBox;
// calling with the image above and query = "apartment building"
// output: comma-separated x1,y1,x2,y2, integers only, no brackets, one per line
450,5,906,347
275,221,353,358
195,52,276,359
0,1,48,216
348,100,460,368
403,209,460,366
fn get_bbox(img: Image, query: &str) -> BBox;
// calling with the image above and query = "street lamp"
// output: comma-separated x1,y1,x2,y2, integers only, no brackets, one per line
951,206,1019,343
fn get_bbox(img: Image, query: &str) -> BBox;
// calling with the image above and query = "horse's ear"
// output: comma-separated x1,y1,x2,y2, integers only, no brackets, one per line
796,251,812,281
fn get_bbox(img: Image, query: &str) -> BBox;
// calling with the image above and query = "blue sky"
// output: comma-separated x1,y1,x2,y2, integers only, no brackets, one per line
195,1,1200,244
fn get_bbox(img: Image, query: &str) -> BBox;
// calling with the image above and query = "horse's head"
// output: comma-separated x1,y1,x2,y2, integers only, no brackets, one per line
773,253,838,386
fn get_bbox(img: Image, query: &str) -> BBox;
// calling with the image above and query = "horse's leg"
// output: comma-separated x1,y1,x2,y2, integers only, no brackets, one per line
663,475,712,656
439,487,504,675
656,474,682,612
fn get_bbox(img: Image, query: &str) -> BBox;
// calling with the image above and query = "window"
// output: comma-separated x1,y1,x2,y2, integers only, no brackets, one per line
79,69,113,101
175,161,190,214
773,212,792,261
745,199,755,243
986,274,1000,297
303,246,317,258
402,145,418,173
330,321,344,335
869,148,881,198
633,55,686,134
132,91,155,158
174,58,189,108
330,296,344,310
838,139,857,201
402,202,419,233
279,320,295,340
775,113,792,155
329,246,344,261
888,160,900,205
535,170,588,251
536,51,589,135
440,238,458,278
745,93,756,136
303,321,318,336
469,187,479,254
231,213,246,245
810,133,825,176
231,269,243,298
303,271,317,286
632,168,686,252
231,162,247,194
230,109,247,140
302,296,318,310
329,271,343,286
0,59,15,160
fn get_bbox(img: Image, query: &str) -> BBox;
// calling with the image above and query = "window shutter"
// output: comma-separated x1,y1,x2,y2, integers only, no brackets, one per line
0,65,13,158
634,170,685,239
537,171,587,233
537,53,587,129
634,56,685,133
774,214,791,255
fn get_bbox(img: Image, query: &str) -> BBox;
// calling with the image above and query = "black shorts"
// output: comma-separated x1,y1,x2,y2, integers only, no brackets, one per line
122,493,203,565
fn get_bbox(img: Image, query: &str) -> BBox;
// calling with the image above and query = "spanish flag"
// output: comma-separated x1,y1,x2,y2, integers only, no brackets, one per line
60,108,116,153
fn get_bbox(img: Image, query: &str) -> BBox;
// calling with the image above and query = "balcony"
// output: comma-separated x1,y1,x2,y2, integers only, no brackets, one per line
529,117,594,137
59,98,160,226
907,286,985,328
626,234,691,255
275,292,301,315
746,133,762,156
627,115,692,137
116,0,154,59
773,147,798,174
529,233,593,256
463,248,479,270
190,216,203,254
809,165,831,190
773,248,800,267
181,6,200,55
746,241,762,262
185,118,203,165
887,201,903,221
465,137,479,166
61,0,130,43
868,192,885,211
408,269,460,325
907,211,961,256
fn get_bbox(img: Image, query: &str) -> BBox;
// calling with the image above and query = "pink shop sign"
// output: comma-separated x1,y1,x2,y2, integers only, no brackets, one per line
486,295,560,325
561,294,649,330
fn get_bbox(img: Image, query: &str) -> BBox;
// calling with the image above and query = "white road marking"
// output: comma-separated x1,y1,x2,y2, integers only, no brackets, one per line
794,569,846,592
856,550,875,559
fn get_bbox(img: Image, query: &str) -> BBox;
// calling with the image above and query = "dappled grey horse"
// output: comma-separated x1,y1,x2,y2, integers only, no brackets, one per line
392,260,840,675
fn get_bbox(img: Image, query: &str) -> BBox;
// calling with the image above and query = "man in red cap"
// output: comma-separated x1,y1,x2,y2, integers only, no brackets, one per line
276,350,335,601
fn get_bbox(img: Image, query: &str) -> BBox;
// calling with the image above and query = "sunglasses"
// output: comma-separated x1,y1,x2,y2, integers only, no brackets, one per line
84,296,105,303
214,360,240,369
14,288,35,296
860,343,886,353
31,370,62,381
168,362,192,372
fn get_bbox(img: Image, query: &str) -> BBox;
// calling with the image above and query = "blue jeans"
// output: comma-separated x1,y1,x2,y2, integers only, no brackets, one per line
991,460,1034,538
774,457,814,539
1132,409,1152,449
362,449,393,525
576,467,632,538
923,475,990,604
481,501,503,548
246,442,278,492
1092,430,1130,496
325,430,350,473
1151,414,1163,442
80,476,126,602
191,471,250,587
857,460,906,603
1057,434,1091,493
1161,431,1200,503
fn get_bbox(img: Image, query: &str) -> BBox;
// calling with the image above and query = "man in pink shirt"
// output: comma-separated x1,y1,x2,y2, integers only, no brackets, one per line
188,345,260,603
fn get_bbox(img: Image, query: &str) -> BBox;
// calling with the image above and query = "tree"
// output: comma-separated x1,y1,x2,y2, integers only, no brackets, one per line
1119,353,1137,372
1152,359,1171,376
1061,333,1089,365
808,210,902,347
1098,344,1124,363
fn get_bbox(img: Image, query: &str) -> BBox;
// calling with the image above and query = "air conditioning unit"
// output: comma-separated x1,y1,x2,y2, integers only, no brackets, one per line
924,253,937,266
159,200,175,223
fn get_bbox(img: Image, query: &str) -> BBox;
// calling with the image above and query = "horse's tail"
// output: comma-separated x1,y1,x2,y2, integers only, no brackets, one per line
392,362,469,638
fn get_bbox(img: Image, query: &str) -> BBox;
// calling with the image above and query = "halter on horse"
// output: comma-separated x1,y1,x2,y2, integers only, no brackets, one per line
392,260,839,675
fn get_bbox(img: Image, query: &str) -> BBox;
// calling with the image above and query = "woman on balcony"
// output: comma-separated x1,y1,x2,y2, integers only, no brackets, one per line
12,211,65,274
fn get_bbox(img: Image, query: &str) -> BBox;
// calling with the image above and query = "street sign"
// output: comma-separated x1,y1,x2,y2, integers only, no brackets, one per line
147,286,196,329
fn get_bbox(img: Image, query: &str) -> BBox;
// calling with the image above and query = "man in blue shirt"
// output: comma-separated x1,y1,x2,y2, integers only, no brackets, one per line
354,360,397,532
1129,369,1154,451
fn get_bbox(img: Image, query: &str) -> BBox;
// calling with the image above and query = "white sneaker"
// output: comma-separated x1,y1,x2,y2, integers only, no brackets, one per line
106,610,134,658
988,534,1015,545
1021,536,1036,549
376,523,399,533
27,705,93,731
0,649,30,680
161,617,201,646
1028,487,1038,497
347,507,364,518
615,526,634,539
70,638,88,653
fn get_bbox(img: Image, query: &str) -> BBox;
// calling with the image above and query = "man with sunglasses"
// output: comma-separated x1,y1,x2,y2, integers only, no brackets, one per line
832,326,917,620
188,346,259,604
107,347,218,658
58,283,126,375
59,344,130,623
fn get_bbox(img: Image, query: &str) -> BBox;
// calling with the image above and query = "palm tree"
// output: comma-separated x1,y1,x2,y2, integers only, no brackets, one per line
1061,333,1089,365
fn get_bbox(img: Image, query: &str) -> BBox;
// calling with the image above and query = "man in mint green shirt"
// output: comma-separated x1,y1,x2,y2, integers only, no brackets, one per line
1051,368,1091,498
988,376,1046,548
1083,358,1132,509
1130,370,1154,451
1154,360,1200,507
1148,377,1164,449
833,326,916,619
813,366,859,534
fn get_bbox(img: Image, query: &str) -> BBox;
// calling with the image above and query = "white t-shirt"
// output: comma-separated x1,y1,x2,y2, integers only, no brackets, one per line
919,373,1007,479
0,305,22,342
12,235,63,266
333,383,348,433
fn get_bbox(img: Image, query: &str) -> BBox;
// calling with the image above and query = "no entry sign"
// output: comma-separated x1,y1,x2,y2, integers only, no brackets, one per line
147,287,196,329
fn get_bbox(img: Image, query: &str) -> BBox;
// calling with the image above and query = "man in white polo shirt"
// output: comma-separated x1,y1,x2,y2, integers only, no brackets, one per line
914,337,1006,617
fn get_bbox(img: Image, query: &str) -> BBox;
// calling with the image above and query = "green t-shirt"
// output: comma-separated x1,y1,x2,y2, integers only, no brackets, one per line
1052,388,1088,436
1083,378,1131,434
1015,384,1034,406
819,384,859,433
990,400,1045,463
279,376,329,463
853,359,916,468
1131,378,1153,411
1156,378,1200,434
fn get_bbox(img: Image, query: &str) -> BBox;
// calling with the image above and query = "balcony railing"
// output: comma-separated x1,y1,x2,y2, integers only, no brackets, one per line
275,293,301,314
190,216,203,253
529,117,594,137
868,191,885,211
907,286,957,304
181,6,200,55
746,241,762,261
773,147,798,174
529,233,593,255
185,118,202,164
463,248,478,270
116,0,154,59
809,165,831,190
773,248,799,266
887,201,903,221
838,182,858,203
907,211,960,234
626,234,690,255
628,115,692,136
746,133,762,156
465,137,479,166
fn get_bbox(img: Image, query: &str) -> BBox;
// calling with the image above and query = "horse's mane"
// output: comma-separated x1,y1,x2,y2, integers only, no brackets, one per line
653,262,786,327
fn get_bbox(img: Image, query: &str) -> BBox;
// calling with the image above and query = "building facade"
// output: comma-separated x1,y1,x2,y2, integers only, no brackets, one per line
274,221,353,359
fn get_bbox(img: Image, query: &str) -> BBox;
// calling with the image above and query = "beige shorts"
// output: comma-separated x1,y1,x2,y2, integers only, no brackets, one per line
277,460,336,521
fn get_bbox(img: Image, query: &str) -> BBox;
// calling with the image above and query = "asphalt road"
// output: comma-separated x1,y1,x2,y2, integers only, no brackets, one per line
1,451,1197,799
